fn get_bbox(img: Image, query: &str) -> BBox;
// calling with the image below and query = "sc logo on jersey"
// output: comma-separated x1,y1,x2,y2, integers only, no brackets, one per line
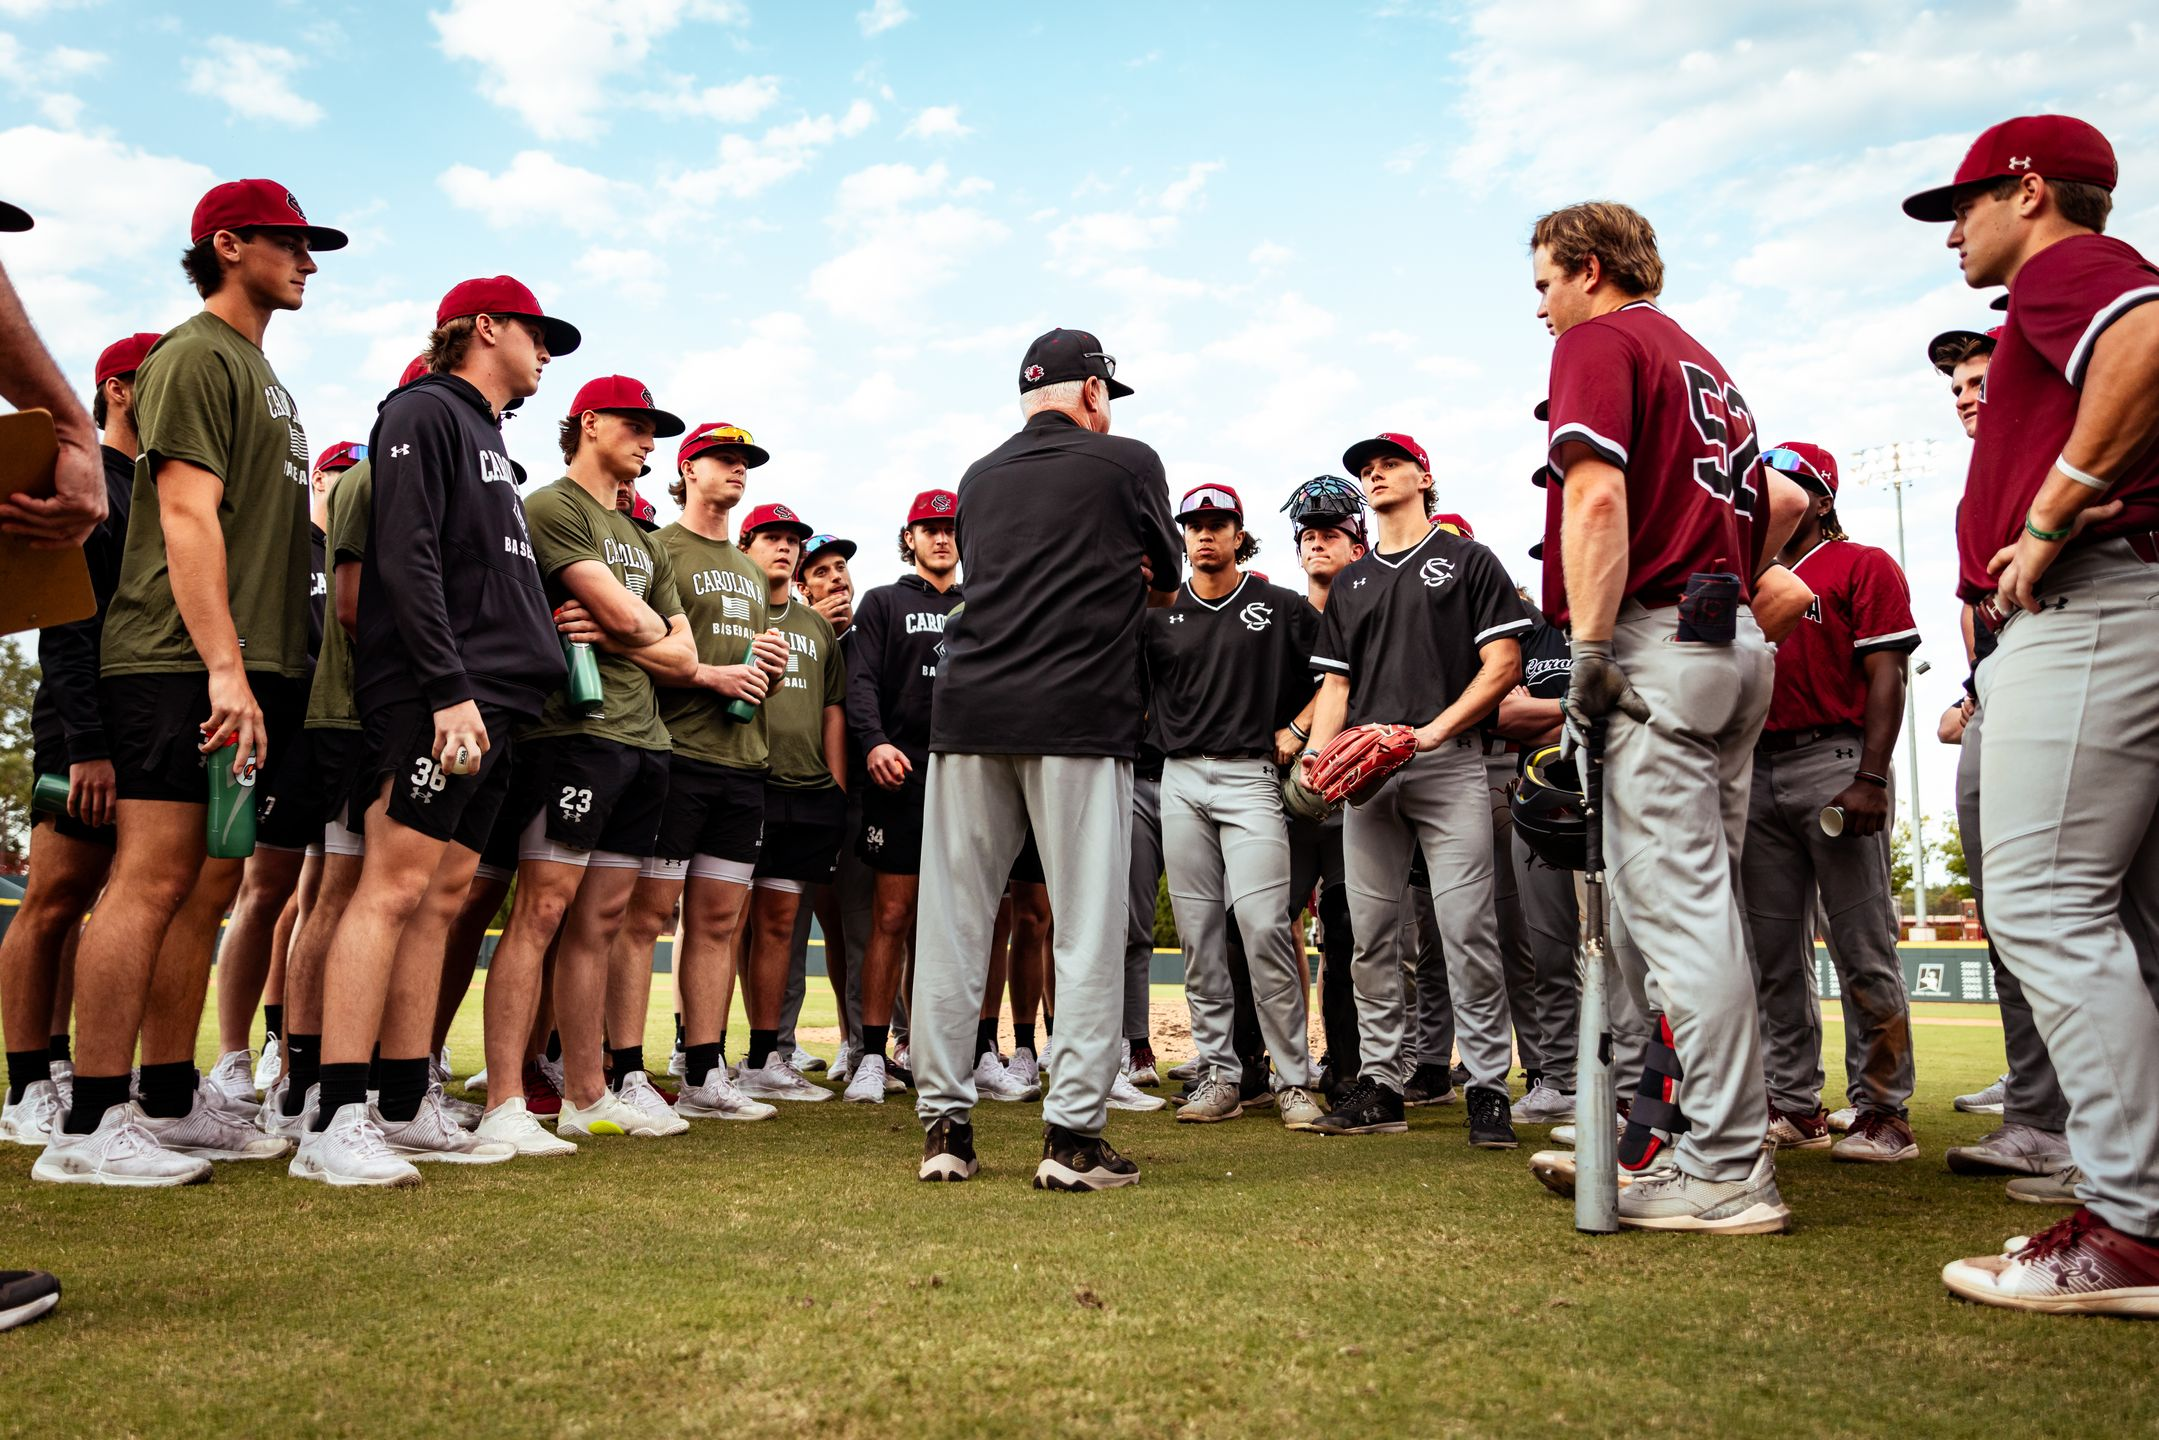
1419,557,1455,589
1238,601,1271,633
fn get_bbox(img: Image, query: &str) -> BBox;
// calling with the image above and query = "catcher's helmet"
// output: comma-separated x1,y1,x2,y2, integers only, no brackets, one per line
1511,744,1588,871
1283,475,1367,542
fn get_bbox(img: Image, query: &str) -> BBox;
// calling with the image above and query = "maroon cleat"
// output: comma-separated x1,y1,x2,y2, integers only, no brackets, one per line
1943,1208,2159,1317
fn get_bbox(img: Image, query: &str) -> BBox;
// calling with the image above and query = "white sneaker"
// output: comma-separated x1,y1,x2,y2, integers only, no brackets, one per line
208,1049,259,1104
1954,1073,2009,1115
675,1068,777,1121
1827,1106,1857,1133
1007,1047,1041,1093
844,1053,889,1104
253,1035,283,1091
666,1046,686,1078
536,1055,566,1096
1510,1078,1576,1126
34,1102,213,1187
0,1080,63,1146
737,1054,833,1102
559,1088,683,1137
791,1046,827,1074
140,1085,290,1160
429,1046,453,1088
374,1093,515,1164
613,1071,691,1136
475,1098,578,1156
831,1040,857,1081
467,1066,490,1092
1123,1039,1160,1088
263,1082,317,1140
431,1084,483,1131
292,1103,422,1187
48,1059,71,1115
1109,1068,1167,1112
975,1051,1037,1102
890,1042,915,1089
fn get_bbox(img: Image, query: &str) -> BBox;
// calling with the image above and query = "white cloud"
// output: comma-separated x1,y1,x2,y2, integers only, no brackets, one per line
0,34,104,125
835,160,950,213
668,100,877,201
574,245,669,306
857,0,910,36
1158,160,1223,213
642,73,783,124
902,104,971,141
1248,240,1293,269
438,150,640,234
810,162,1009,328
183,37,322,126
1384,141,1429,175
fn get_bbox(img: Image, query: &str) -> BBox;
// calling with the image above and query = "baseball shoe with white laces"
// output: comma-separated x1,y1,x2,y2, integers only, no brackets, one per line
374,1093,515,1164
292,1103,421,1187
1954,1073,2008,1115
844,1053,889,1104
33,1103,210,1187
611,1071,691,1136
975,1051,1037,1102
0,1080,61,1146
474,1098,576,1156
252,1035,283,1091
140,1084,289,1160
675,1067,777,1121
1510,1077,1575,1125
1616,1149,1790,1234
1943,1209,2159,1316
736,1054,833,1102
207,1049,257,1105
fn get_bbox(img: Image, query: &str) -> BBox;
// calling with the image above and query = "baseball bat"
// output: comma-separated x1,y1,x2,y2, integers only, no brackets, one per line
1574,716,1618,1234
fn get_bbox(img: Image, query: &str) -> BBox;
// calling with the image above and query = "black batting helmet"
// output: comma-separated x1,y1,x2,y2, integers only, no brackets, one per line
1282,475,1367,544
1511,744,1588,871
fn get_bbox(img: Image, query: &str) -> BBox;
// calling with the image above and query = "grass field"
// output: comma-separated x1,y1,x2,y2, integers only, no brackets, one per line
2,988,2154,1438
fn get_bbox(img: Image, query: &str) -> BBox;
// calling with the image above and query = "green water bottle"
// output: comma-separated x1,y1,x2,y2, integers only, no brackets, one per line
563,637,604,715
31,771,71,818
205,737,257,860
724,633,772,725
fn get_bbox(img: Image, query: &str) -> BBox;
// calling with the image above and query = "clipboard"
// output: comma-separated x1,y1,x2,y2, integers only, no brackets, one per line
0,407,97,636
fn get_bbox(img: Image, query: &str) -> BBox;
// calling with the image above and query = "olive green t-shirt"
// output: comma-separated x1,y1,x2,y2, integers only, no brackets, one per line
522,476,684,751
304,461,371,731
764,599,844,790
656,520,769,771
101,310,313,679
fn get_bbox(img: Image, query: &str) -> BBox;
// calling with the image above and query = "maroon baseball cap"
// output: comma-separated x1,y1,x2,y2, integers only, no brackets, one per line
95,331,162,387
1343,432,1431,477
436,276,581,357
627,489,659,526
398,354,429,388
1433,512,1474,539
1927,325,2003,374
568,375,684,438
739,502,813,544
190,179,348,250
1176,483,1242,523
315,440,366,473
1763,441,1839,497
677,421,770,471
1902,114,2117,222
907,489,959,525
0,199,30,233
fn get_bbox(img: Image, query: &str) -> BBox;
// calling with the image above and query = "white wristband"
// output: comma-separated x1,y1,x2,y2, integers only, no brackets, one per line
2057,453,2110,491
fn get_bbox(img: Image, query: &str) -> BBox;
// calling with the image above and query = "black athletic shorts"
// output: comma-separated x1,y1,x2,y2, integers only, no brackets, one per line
29,735,116,848
355,698,522,852
255,725,321,850
510,734,670,857
653,755,764,865
101,670,308,809
476,767,527,880
303,727,365,837
1009,825,1044,887
857,774,926,876
754,784,847,886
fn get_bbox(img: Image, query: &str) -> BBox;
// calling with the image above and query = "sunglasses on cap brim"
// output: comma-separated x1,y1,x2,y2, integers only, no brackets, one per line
1760,448,1831,493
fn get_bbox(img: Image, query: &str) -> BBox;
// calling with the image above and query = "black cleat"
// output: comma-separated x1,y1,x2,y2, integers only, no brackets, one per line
1467,1085,1519,1149
0,1270,59,1333
1309,1075,1409,1135
1449,1062,1471,1090
918,1116,978,1182
1403,1062,1458,1107
1032,1123,1140,1191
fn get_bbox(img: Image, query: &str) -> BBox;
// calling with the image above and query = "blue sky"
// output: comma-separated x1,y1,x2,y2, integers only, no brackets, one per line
4,0,2157,847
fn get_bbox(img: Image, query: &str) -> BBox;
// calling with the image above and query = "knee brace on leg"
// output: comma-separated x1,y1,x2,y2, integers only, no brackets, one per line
1618,1014,1688,1172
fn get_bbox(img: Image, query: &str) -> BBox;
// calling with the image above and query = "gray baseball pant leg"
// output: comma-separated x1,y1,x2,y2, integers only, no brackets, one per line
1955,703,2070,1131
1513,830,1581,1087
1406,882,1454,1068
1482,752,1543,1077
1606,602,1775,1182
1344,738,1512,1093
1124,775,1163,1042
1978,540,2159,1235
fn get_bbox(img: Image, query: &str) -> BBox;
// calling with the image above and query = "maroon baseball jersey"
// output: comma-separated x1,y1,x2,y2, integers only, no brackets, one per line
1764,539,1920,732
1959,234,2159,602
1541,301,1768,623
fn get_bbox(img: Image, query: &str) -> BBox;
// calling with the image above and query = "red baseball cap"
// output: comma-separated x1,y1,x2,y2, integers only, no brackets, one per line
190,178,347,250
398,354,429,388
0,199,29,232
677,421,770,471
1343,432,1431,477
740,502,813,544
315,440,366,474
94,331,162,387
1927,325,2003,374
1902,114,2117,222
1762,441,1839,497
1433,512,1474,539
907,489,959,525
567,375,684,438
436,276,581,357
1176,483,1242,523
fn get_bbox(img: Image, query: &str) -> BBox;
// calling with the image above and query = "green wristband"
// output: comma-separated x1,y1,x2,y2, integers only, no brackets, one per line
2024,513,2073,543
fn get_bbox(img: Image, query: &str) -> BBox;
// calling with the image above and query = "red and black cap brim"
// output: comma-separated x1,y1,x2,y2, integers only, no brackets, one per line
0,201,31,233
1342,437,1421,476
593,404,684,438
745,518,814,541
1901,181,1964,223
1989,293,2009,312
1176,503,1242,525
501,313,581,358
243,221,350,251
684,437,770,468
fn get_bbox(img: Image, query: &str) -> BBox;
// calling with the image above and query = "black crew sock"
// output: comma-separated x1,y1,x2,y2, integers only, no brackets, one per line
747,1029,779,1070
7,1049,48,1104
64,1073,130,1134
314,1062,370,1130
674,1013,685,1048
263,1004,284,1044
138,1060,196,1119
609,1046,645,1088
375,1056,428,1123
366,1045,383,1093
975,1017,999,1060
47,1033,70,1065
1042,1011,1055,1038
1012,1022,1036,1056
861,1024,890,1062
685,1042,723,1088
544,1030,563,1063
283,1033,322,1116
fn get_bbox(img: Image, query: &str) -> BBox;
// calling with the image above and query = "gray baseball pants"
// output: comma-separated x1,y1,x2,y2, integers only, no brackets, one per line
1405,880,1454,1069
1604,601,1775,1182
1124,775,1163,1042
1512,828,1582,1086
1977,539,2159,1235
777,790,872,1052
1742,731,1915,1118
1342,736,1512,1093
1163,756,1316,1087
915,752,1132,1137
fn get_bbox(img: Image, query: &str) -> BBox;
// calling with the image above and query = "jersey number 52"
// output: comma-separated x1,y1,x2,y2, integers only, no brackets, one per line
1680,360,1761,518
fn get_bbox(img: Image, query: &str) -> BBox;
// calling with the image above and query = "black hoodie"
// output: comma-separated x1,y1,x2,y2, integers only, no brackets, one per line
845,573,962,769
354,372,565,719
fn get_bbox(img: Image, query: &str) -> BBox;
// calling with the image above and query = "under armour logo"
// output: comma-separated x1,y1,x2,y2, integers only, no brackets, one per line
1836,747,1855,759
1169,613,1186,623
2007,156,2032,170
1352,577,1368,588
390,444,411,458
2043,595,2069,611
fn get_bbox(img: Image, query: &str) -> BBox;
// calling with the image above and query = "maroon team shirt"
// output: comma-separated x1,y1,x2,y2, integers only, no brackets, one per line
1959,233,2159,603
1541,301,1769,623
1764,539,1920,732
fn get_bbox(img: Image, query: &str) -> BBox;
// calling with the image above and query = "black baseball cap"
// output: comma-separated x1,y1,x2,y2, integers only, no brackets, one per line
0,200,30,233
1018,328,1131,399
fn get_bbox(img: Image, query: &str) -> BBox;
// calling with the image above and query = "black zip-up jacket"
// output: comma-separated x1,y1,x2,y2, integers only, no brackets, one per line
31,446,135,763
355,372,565,719
845,573,963,769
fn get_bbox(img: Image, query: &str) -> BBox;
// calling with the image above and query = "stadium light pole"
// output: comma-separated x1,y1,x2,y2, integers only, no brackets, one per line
1853,439,1946,939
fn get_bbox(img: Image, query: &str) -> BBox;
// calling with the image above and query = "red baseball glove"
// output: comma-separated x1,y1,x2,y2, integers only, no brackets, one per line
1305,723,1418,807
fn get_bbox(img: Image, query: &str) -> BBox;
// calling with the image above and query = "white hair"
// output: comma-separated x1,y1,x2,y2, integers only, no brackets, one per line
1021,379,1087,416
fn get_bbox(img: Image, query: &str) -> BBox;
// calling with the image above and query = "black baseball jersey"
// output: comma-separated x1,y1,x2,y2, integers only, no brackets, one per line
1312,524,1533,728
1520,616,1571,701
1144,575,1317,755
307,523,327,661
846,574,963,769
